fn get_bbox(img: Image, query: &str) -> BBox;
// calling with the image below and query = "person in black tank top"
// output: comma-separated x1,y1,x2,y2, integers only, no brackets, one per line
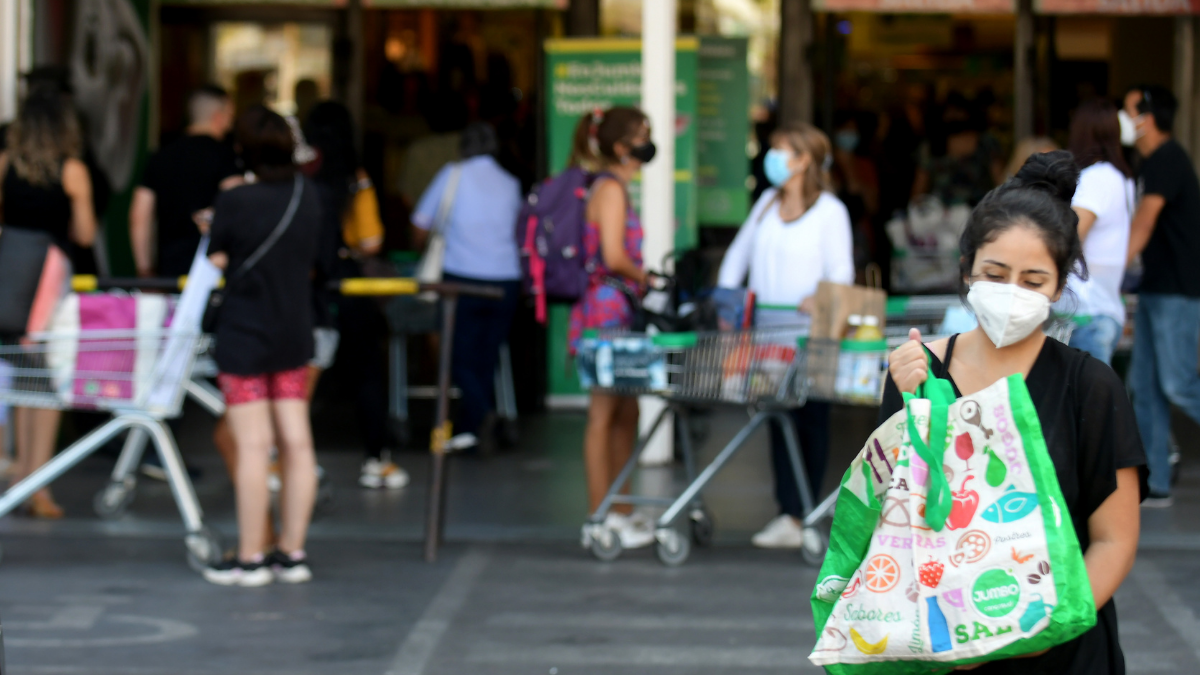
879,152,1145,674
0,84,98,519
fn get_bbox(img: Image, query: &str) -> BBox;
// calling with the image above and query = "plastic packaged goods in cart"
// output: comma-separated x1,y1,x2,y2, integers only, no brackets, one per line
577,332,670,391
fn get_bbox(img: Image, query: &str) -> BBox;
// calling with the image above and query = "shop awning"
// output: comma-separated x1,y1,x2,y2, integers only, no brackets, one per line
1035,0,1197,13
812,0,1013,12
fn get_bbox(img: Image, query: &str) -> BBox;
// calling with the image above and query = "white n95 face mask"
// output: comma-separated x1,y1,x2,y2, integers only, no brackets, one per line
967,281,1051,348
1118,110,1142,147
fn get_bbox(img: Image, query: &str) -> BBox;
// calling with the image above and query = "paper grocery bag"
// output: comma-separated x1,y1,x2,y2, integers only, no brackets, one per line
809,281,887,341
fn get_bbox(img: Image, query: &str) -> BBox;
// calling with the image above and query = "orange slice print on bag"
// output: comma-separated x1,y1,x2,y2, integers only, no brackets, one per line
864,554,900,593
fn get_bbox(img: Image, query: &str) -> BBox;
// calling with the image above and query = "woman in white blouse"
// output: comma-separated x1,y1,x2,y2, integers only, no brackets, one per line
718,122,854,549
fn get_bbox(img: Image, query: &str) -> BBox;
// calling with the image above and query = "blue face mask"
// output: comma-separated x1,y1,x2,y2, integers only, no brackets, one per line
764,148,793,187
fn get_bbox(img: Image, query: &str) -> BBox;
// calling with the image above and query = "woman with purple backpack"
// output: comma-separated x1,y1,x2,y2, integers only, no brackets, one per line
567,106,659,550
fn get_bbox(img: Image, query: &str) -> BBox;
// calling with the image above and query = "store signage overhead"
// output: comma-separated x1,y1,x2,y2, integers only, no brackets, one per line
813,0,1013,12
1035,0,1197,12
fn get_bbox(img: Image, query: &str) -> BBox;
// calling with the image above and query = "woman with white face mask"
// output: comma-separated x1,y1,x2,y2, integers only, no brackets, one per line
882,151,1146,675
717,123,854,549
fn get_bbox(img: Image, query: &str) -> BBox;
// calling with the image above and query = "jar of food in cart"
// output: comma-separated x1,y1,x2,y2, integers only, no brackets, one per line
842,337,889,402
835,315,864,397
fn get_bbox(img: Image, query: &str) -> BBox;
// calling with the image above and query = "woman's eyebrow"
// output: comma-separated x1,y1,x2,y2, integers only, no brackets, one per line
981,259,1011,269
1021,268,1051,275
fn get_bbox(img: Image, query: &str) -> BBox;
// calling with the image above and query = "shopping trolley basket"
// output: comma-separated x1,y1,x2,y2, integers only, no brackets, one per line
0,328,221,570
579,325,832,566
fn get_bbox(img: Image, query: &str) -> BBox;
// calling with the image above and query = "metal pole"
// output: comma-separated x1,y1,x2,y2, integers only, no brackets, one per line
1014,0,1035,140
1175,17,1195,158
424,294,458,563
778,0,813,126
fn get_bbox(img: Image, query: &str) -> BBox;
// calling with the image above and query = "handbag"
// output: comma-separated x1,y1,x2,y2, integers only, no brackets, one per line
414,163,463,288
202,175,305,333
0,226,70,337
809,353,1095,673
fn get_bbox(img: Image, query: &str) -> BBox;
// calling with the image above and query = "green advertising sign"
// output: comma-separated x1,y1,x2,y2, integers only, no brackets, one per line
544,37,698,252
697,37,750,227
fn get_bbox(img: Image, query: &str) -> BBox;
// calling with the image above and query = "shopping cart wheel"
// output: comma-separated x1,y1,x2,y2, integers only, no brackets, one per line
800,528,828,567
185,526,224,572
584,524,623,562
656,527,691,567
690,507,715,547
93,480,135,520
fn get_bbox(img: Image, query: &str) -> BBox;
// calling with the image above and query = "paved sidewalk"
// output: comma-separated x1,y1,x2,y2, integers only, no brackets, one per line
0,402,1198,673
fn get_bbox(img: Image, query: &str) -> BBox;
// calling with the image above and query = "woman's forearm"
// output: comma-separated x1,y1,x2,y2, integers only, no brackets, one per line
604,254,644,284
1084,539,1137,609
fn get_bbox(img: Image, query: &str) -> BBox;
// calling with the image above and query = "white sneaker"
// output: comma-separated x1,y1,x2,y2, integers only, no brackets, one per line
203,558,273,587
604,513,655,549
752,515,805,549
360,458,410,489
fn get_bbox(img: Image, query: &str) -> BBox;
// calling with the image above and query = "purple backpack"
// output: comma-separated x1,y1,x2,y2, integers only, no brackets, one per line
517,166,600,323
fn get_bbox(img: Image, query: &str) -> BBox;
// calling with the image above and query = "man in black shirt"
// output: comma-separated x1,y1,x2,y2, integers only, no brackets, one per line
1125,85,1200,506
129,85,239,277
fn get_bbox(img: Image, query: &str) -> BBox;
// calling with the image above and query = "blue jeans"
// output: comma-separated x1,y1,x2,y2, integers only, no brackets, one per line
1129,293,1200,495
443,273,520,437
1068,315,1123,365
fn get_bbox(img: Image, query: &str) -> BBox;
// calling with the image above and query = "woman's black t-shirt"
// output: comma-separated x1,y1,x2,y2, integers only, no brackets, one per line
209,178,321,375
878,335,1147,675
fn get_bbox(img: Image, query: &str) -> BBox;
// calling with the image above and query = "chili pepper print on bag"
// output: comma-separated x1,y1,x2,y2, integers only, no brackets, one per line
809,362,1095,674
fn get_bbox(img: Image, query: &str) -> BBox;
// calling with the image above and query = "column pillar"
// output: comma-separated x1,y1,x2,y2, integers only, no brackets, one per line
639,0,677,466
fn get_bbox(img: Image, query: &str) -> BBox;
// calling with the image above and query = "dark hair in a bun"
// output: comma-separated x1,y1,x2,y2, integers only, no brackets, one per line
958,149,1085,298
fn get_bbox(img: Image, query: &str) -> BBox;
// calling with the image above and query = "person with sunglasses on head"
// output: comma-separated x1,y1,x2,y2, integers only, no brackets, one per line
1122,85,1200,508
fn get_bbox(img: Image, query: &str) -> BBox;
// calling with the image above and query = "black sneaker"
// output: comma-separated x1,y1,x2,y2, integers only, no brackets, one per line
268,550,312,584
1143,492,1174,508
203,556,273,587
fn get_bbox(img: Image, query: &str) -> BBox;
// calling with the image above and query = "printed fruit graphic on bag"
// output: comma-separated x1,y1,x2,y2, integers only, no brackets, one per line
864,555,900,593
947,476,980,530
918,557,945,588
850,627,889,655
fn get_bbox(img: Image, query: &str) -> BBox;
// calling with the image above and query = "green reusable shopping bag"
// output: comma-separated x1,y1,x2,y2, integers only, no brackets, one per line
809,359,1095,673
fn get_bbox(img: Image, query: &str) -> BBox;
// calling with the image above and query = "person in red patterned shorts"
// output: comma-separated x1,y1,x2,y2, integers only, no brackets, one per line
201,106,323,587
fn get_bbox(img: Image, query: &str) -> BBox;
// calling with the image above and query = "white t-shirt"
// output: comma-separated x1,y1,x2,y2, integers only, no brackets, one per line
1058,162,1134,326
717,190,855,318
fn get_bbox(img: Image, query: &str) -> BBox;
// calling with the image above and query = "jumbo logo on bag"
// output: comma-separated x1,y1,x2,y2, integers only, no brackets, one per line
810,375,1094,669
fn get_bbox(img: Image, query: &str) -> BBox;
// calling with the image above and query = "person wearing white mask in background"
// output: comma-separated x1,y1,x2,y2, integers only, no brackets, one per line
1121,85,1200,508
1054,99,1135,365
717,123,853,549
883,151,1145,675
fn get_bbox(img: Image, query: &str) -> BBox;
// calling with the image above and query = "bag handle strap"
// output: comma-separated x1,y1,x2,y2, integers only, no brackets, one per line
431,163,463,236
901,348,958,531
227,173,305,284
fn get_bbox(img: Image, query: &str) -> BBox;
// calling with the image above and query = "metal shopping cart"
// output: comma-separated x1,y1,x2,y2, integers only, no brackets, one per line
0,327,221,569
579,326,847,567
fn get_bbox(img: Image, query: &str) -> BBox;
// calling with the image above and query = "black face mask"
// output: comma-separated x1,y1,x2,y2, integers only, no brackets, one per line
629,141,657,163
